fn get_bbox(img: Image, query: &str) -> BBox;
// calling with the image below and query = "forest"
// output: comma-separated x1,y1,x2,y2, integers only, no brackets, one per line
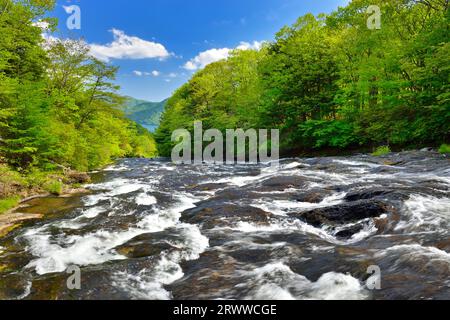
155,0,449,157
0,0,156,212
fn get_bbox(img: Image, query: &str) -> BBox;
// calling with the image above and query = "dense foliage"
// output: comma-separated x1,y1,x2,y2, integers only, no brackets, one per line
0,0,156,174
0,0,156,211
156,0,449,156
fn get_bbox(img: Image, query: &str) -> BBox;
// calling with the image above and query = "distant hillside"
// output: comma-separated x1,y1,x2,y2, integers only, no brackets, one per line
123,98,167,132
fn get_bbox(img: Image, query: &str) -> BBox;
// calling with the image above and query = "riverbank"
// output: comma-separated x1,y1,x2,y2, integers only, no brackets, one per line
0,164,92,237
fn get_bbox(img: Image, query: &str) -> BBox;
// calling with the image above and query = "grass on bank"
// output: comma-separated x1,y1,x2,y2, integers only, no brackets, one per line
372,146,392,157
0,163,85,214
0,196,20,215
439,144,450,155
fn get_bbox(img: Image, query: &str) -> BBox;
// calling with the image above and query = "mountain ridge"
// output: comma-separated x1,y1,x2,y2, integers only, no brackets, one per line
123,97,167,132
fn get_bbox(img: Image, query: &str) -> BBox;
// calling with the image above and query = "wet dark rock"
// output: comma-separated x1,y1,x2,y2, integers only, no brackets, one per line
290,200,391,227
258,176,307,191
335,224,365,239
227,249,274,264
169,250,243,300
382,160,406,166
289,246,372,283
369,166,400,174
181,204,272,229
344,189,409,202
314,164,338,171
66,171,91,184
1,151,449,300
434,239,450,252
186,183,229,192
210,189,260,201
292,189,334,203
0,274,31,299
114,230,183,258
26,258,158,300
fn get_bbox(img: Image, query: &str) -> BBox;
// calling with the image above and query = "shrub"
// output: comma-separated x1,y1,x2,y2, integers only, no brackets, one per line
372,146,391,156
439,144,450,154
298,120,361,149
0,165,25,198
44,180,63,195
0,196,20,214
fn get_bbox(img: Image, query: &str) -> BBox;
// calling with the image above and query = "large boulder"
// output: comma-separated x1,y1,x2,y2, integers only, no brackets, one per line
114,230,184,258
181,204,272,229
66,171,91,184
290,200,391,227
292,188,335,203
258,176,308,191
344,189,409,202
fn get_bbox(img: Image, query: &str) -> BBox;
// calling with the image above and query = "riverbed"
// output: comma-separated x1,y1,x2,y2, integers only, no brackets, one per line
0,151,449,300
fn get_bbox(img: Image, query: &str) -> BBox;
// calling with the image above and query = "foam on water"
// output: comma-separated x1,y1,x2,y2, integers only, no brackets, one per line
376,244,450,267
395,195,450,232
14,281,32,300
331,219,379,244
252,192,346,216
113,257,184,300
55,220,87,230
241,262,368,300
294,169,354,185
227,217,375,245
24,228,136,275
81,206,106,219
23,188,206,276
307,272,369,300
84,178,158,206
137,193,198,231
220,219,334,243
53,207,108,230
213,173,274,187
135,193,157,206
103,164,130,172
9,153,449,299
260,161,308,174
112,223,209,300
333,159,383,169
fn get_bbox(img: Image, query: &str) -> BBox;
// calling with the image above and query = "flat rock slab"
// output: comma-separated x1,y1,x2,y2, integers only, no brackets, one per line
0,213,43,236
289,200,391,227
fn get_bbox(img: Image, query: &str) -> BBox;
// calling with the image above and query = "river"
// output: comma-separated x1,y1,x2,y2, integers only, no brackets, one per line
0,150,449,300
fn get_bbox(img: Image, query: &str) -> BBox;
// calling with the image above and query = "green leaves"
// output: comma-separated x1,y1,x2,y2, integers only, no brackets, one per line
155,49,264,156
156,0,449,155
0,0,157,173
299,120,360,149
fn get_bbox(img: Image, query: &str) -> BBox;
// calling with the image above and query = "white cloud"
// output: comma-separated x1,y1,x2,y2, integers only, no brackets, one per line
183,41,264,71
133,70,164,77
236,41,263,51
183,48,229,70
90,29,170,62
33,20,50,30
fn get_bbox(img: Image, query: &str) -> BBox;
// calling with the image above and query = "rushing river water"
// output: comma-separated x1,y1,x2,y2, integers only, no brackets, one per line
0,151,449,300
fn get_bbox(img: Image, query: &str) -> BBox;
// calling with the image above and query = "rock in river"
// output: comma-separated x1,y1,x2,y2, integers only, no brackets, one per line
181,204,272,229
290,200,392,227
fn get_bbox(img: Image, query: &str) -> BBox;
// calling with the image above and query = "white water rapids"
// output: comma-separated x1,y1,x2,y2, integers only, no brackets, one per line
0,151,448,300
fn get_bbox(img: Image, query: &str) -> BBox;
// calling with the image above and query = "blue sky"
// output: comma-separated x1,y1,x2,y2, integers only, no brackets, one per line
51,0,350,102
